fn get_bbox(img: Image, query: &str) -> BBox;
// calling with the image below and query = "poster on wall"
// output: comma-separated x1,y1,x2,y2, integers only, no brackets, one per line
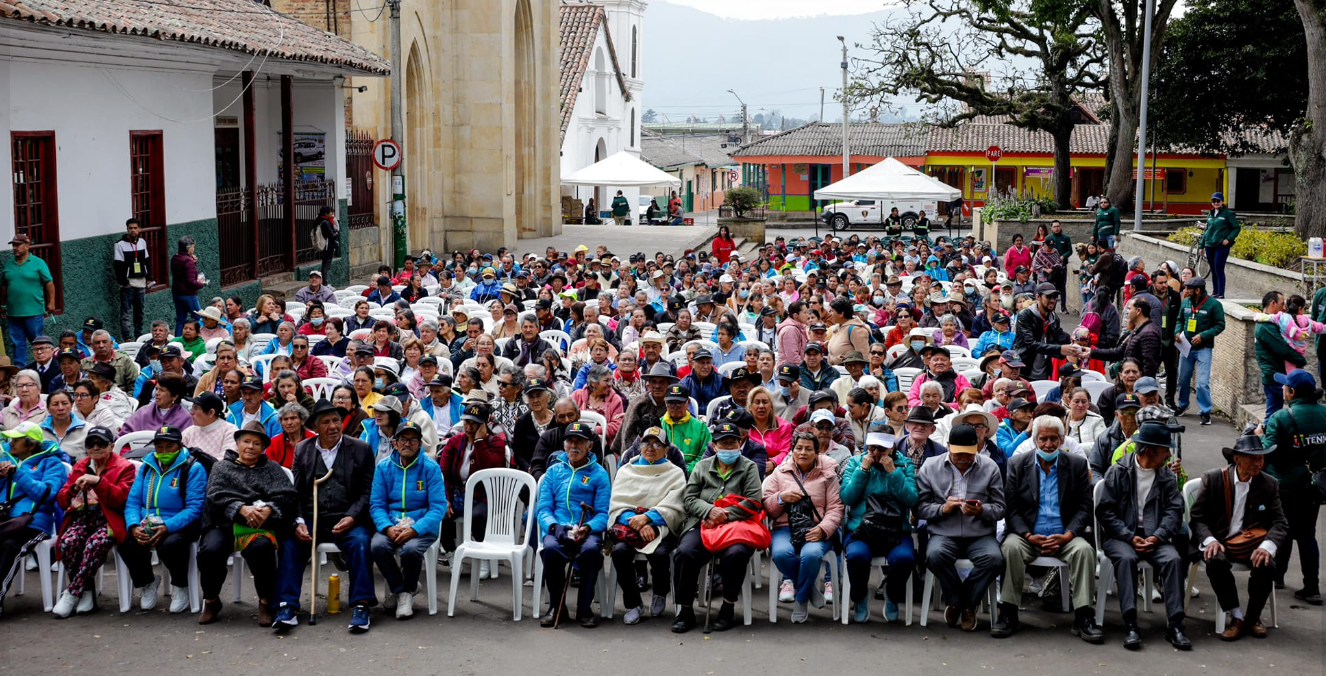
970,168,988,194
277,131,327,183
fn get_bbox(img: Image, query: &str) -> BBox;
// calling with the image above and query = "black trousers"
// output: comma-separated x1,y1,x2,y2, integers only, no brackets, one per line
673,527,753,607
1276,491,1321,590
320,248,334,279
1103,538,1186,623
442,500,488,552
611,535,677,610
1207,550,1276,623
117,522,201,588
197,525,279,601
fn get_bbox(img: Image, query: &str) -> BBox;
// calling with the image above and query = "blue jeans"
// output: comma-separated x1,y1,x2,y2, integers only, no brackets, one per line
1206,244,1232,297
370,530,437,595
275,525,376,609
770,526,833,604
1177,347,1213,414
1265,383,1286,421
172,294,200,337
844,530,915,604
120,287,145,341
1100,234,1116,250
6,315,44,364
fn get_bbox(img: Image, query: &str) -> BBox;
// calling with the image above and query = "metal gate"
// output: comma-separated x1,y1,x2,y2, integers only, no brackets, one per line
346,129,376,229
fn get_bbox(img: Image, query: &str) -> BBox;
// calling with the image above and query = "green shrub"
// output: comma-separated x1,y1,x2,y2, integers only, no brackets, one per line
1167,224,1306,268
981,195,1058,223
725,187,763,217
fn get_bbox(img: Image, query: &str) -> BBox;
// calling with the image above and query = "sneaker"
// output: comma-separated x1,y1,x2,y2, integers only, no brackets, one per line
852,602,869,624
348,604,371,633
169,586,190,614
479,560,491,580
272,603,299,631
1175,405,1189,417
623,606,643,625
649,594,667,618
791,601,809,623
1199,412,1212,425
822,581,834,604
438,551,452,567
883,599,899,623
139,575,160,610
960,606,978,632
53,590,77,619
778,580,795,603
395,592,414,619
76,591,95,615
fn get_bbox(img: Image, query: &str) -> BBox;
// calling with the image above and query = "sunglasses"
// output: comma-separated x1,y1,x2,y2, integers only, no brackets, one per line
85,439,110,449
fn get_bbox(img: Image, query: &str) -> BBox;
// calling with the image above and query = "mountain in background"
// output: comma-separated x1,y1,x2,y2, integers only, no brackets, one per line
641,2,913,125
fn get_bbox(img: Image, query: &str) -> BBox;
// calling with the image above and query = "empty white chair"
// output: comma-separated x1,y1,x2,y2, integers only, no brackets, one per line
718,362,746,377
316,355,345,375
1079,369,1107,383
250,354,280,383
119,342,143,361
1082,380,1112,401
112,430,156,457
303,377,342,401
539,330,571,350
894,367,921,394
1029,379,1059,403
448,469,536,620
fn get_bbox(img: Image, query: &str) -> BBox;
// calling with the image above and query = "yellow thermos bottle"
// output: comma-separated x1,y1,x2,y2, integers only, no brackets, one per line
327,574,341,614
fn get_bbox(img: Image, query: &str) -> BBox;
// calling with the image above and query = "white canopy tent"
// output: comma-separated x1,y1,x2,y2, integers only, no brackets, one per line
813,156,960,202
562,150,682,188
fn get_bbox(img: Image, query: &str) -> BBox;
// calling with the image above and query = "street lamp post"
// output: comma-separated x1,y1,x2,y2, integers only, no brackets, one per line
1132,0,1156,232
838,36,849,180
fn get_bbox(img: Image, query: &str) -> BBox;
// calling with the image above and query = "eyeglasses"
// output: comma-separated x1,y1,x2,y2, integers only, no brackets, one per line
73,392,93,400
17,383,37,390
971,423,989,430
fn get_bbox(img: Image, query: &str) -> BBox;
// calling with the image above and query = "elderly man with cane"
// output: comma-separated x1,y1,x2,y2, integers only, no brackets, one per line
536,421,611,628
271,399,377,634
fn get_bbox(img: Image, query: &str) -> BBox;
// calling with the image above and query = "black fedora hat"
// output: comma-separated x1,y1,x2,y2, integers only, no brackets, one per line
1130,420,1175,450
904,406,936,425
1223,430,1274,459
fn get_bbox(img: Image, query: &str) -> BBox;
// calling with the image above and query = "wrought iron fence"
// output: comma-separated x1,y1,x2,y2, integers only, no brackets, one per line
216,178,337,286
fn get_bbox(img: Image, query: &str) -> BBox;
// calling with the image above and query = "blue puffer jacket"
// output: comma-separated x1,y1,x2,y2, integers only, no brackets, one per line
125,451,208,534
226,400,281,440
536,451,611,536
369,450,447,537
419,392,463,427
360,418,393,460
0,443,67,534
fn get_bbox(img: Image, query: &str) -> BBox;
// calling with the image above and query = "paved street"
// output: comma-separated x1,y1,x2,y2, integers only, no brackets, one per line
4,412,1323,676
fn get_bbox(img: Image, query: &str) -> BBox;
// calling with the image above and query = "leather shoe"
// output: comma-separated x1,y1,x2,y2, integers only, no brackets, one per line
257,599,273,627
944,605,960,627
1123,624,1143,650
671,606,696,633
960,606,978,632
198,599,222,625
578,612,600,628
540,605,568,628
990,605,1019,638
1220,617,1244,641
1167,624,1193,650
1073,613,1105,644
712,602,736,632
1249,620,1267,638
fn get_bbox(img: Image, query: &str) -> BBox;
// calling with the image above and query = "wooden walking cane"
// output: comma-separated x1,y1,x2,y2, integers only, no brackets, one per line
553,502,594,629
307,467,335,625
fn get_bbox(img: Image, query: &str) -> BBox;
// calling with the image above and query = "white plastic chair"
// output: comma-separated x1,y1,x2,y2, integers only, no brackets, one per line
540,330,571,350
894,367,921,394
192,354,215,376
119,342,143,361
15,537,57,612
886,344,909,361
767,547,840,622
577,411,610,456
316,355,345,375
250,333,277,350
303,377,342,401
1082,380,1112,402
495,337,511,353
349,328,372,342
942,345,972,359
250,354,280,383
919,558,998,626
705,395,732,421
718,362,746,377
1079,369,1107,383
113,430,156,457
1182,479,1278,631
344,285,369,295
950,357,979,372
1029,379,1059,403
448,469,536,620
840,555,913,625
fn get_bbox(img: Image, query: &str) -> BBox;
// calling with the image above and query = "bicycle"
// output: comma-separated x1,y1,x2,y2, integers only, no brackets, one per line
1185,222,1211,278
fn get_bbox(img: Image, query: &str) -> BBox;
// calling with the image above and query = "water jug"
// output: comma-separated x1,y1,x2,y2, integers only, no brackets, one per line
1309,237,1323,259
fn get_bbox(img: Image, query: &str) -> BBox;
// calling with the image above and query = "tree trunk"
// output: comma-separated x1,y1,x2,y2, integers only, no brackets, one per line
1104,81,1140,210
1291,0,1326,238
1052,125,1074,208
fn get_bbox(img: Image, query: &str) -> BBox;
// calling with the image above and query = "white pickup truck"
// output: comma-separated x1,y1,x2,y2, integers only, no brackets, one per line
820,198,939,232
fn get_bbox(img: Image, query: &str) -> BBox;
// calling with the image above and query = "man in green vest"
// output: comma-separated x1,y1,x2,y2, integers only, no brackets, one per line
1200,192,1240,299
611,190,631,226
1093,196,1121,250
1046,220,1073,299
1262,369,1326,606
1175,276,1225,425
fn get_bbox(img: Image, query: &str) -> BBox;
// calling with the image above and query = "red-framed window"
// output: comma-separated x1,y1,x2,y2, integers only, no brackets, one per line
11,131,63,313
130,131,169,290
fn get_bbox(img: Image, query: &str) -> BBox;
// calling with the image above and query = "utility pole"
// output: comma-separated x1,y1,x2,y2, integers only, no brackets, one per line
820,87,825,121
728,89,748,146
388,0,407,267
1132,0,1155,232
838,36,850,179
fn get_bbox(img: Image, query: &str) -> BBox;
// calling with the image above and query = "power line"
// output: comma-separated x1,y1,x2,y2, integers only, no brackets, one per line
108,0,383,18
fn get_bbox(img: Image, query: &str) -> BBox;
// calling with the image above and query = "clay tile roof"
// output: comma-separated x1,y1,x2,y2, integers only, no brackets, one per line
0,0,390,75
925,123,1110,155
559,2,632,137
732,122,928,158
640,136,703,170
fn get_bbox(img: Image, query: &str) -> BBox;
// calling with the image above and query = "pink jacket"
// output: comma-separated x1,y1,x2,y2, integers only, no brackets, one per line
751,416,794,466
907,371,973,407
762,453,844,534
776,317,807,366
1004,245,1032,278
571,387,625,446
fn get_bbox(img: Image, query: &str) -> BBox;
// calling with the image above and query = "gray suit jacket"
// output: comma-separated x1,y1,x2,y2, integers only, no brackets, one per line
916,453,1005,538
1004,450,1093,538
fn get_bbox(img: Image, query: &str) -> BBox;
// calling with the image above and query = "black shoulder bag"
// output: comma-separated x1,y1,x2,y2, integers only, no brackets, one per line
787,469,822,549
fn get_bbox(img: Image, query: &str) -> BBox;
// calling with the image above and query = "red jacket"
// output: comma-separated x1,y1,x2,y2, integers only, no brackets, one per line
57,454,136,545
437,426,509,500
712,236,737,265
266,429,315,468
294,354,328,381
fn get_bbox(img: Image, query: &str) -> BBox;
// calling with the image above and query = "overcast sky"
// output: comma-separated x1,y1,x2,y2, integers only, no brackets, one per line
655,0,896,20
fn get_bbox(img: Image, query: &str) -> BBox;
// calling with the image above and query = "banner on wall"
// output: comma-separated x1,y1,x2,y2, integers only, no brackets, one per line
970,168,988,194
277,131,327,183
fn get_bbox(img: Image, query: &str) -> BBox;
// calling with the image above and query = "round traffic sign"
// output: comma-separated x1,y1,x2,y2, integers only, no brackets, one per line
728,169,739,183
373,139,402,171
985,145,1003,163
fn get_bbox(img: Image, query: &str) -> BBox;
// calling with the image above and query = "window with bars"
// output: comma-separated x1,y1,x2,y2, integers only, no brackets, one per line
130,131,169,289
11,132,63,313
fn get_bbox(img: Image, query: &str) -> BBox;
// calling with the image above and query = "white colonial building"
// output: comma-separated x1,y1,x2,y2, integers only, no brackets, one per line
558,0,647,222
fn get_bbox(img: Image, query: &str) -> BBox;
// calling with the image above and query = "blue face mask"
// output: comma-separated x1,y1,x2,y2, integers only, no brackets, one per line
149,359,162,373
779,385,791,399
1036,449,1060,463
715,450,742,465
910,340,925,352
375,377,385,390
311,317,325,327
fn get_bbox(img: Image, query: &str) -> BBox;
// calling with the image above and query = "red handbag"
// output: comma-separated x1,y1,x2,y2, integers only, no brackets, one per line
700,494,771,552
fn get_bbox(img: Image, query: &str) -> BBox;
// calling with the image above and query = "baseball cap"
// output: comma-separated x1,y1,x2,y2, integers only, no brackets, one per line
459,401,491,424
565,421,596,440
640,426,668,444
804,341,824,354
1006,397,1035,412
523,377,550,394
1115,393,1141,411
160,343,187,360
1035,282,1059,296
239,375,264,391
947,423,979,455
150,425,184,444
1,421,41,443
1275,369,1316,392
82,317,104,331
393,421,424,439
88,362,117,380
85,426,115,444
692,348,713,361
56,347,82,362
428,374,455,388
664,384,690,403
809,409,836,426
1133,376,1160,394
711,421,742,441
777,364,800,382
371,395,403,416
191,391,226,417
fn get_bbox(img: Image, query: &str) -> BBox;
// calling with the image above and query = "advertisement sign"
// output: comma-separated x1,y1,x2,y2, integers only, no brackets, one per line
970,168,988,194
277,131,326,183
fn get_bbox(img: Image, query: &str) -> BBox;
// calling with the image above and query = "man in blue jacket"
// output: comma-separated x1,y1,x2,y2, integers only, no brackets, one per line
537,421,612,628
369,422,447,619
679,348,724,413
119,424,208,614
227,375,282,440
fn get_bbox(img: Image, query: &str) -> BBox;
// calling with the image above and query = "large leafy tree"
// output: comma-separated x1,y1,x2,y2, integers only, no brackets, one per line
1289,0,1326,237
854,0,1104,207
